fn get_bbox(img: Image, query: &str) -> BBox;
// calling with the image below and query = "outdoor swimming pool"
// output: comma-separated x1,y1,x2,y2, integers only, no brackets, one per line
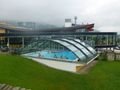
24,50,78,61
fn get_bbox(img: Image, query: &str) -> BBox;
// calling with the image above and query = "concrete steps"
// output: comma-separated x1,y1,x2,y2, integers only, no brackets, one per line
78,60,98,74
0,84,31,90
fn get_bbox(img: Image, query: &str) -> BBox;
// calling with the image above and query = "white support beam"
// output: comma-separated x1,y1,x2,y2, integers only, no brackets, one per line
7,37,10,48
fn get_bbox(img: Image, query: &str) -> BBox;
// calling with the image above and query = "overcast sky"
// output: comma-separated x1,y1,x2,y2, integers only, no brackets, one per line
0,0,120,33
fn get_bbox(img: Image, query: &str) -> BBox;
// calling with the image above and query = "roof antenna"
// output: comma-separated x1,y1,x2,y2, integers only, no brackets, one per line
74,16,77,25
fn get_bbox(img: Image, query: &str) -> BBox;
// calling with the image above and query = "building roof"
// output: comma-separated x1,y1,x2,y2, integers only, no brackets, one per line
0,24,31,31
0,23,94,32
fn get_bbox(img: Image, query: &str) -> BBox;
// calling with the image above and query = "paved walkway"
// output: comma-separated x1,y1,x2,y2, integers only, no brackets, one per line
0,84,31,90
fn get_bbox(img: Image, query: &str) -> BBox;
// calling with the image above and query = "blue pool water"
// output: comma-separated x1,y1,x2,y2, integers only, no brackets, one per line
24,50,78,61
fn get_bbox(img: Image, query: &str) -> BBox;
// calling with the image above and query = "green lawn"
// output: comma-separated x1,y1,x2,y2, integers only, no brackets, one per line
0,54,120,90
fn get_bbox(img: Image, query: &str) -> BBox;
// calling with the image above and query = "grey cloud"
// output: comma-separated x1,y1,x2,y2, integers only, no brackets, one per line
0,0,120,33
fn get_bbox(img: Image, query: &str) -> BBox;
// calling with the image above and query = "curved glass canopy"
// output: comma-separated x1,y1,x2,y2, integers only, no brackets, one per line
23,38,97,63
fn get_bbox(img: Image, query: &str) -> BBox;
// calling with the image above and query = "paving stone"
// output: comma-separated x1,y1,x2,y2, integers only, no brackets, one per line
2,85,10,90
20,88,26,90
12,87,20,90
6,86,13,90
0,84,7,90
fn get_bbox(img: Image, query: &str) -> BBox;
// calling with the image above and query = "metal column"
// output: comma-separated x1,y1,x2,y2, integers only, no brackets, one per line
22,37,24,48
